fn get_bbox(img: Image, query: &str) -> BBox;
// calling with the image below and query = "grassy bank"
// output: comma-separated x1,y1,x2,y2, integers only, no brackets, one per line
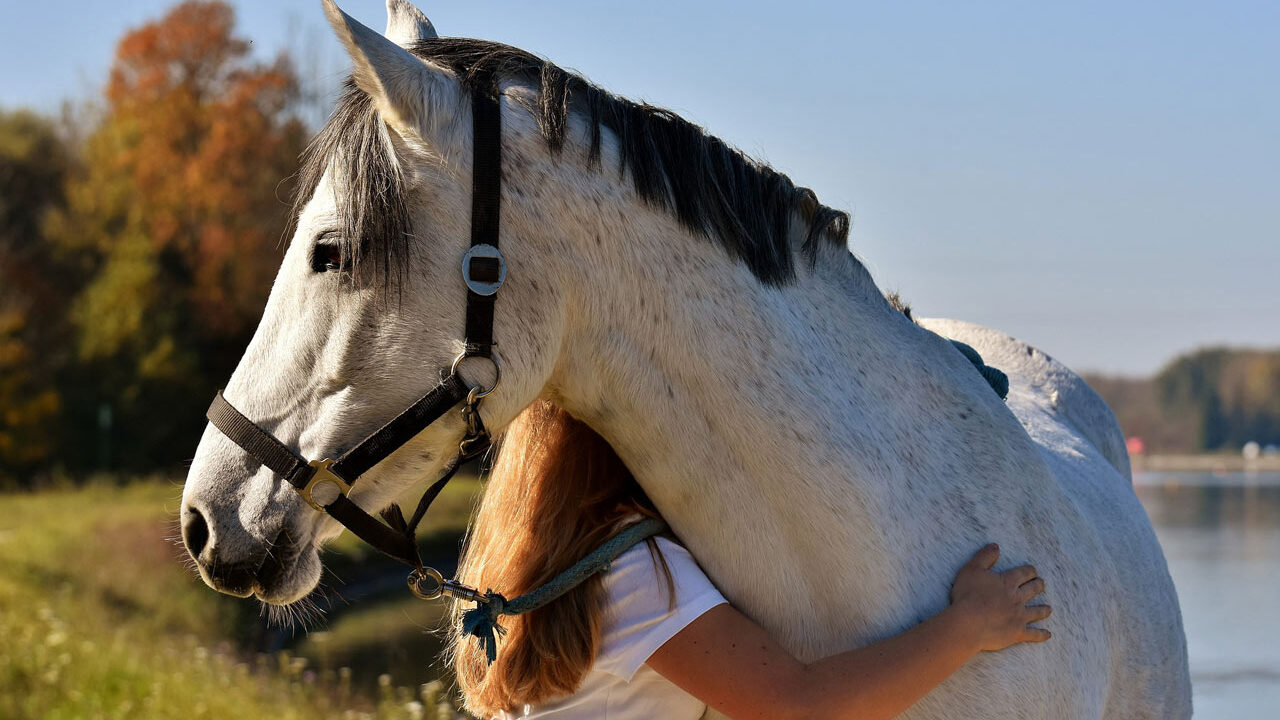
0,479,480,720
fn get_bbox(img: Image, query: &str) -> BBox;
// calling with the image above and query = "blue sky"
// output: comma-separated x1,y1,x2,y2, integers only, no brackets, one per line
2,0,1276,375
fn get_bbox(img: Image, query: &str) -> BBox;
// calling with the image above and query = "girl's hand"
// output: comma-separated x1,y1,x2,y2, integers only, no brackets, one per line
947,543,1052,652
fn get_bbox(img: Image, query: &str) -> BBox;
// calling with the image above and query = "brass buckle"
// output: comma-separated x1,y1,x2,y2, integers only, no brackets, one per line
301,458,351,511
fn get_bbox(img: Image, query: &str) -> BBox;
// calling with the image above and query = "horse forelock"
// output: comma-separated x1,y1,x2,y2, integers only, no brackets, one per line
293,81,412,292
294,37,853,290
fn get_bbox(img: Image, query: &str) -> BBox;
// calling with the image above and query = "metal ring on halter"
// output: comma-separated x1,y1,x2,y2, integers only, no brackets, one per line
450,351,501,398
407,566,492,604
408,567,446,600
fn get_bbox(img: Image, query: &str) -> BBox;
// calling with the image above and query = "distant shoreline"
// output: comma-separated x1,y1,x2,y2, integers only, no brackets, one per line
1132,454,1280,473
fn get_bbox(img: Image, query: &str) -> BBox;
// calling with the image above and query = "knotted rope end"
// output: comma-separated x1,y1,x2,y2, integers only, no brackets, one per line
461,592,508,664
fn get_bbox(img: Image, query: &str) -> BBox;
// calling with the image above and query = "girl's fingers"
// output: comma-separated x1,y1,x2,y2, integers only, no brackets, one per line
1021,627,1052,643
967,543,1001,570
1016,577,1047,602
1024,604,1053,622
1003,564,1038,587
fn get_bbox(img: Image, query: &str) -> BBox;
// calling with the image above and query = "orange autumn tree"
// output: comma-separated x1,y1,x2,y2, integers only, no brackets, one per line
49,0,306,471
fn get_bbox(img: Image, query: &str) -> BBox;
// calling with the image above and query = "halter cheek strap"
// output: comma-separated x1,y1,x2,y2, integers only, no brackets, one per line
203,68,507,570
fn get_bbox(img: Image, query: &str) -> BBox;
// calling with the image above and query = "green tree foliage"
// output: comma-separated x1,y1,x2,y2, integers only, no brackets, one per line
42,1,306,474
1087,348,1280,453
0,110,70,252
1158,349,1280,450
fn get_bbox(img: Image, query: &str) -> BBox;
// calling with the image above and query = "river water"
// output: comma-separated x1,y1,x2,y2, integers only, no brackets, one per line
1134,471,1280,719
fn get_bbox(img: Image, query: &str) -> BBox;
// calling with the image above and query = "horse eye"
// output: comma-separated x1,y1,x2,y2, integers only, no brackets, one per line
311,242,345,273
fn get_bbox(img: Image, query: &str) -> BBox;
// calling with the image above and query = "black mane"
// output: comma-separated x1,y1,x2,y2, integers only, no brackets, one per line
296,37,851,287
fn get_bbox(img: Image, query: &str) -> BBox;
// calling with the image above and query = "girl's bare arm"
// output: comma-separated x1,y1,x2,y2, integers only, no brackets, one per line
645,544,1051,720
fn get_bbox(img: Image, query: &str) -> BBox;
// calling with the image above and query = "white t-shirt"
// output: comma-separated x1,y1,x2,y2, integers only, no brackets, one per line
496,536,729,720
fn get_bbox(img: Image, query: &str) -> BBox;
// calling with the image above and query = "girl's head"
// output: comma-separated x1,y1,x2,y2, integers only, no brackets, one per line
449,399,669,716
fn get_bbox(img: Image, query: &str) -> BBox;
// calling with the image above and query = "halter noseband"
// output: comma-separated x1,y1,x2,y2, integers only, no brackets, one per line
205,70,507,574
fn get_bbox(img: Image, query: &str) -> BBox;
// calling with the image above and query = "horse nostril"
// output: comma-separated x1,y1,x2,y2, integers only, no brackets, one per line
182,505,210,560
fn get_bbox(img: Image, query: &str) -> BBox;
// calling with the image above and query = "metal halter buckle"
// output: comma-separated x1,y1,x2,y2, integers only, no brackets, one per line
408,566,490,604
461,244,506,296
301,458,351,511
457,388,490,458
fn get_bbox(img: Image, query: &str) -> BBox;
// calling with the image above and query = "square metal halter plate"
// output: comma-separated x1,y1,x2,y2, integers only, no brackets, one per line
462,244,506,296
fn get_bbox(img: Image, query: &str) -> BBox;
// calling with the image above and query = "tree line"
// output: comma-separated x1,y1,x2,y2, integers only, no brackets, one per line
1,2,306,488
1085,348,1280,454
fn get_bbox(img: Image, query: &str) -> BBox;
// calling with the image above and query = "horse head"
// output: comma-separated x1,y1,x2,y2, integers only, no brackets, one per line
180,0,569,605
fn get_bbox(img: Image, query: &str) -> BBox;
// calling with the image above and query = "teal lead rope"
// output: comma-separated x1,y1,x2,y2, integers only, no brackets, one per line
949,340,1009,400
460,517,667,663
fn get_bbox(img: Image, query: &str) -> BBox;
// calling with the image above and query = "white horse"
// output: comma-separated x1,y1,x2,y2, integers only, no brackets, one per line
181,1,1191,717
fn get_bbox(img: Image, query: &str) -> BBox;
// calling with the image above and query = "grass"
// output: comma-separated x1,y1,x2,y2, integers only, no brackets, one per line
0,477,482,720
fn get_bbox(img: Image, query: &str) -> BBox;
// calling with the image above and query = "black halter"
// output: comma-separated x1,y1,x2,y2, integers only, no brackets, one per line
205,71,506,573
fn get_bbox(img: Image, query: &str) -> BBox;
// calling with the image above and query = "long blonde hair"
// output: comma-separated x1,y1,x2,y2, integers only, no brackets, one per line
449,399,671,716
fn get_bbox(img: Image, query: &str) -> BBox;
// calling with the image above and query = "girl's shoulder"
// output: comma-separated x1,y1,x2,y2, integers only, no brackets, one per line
603,534,705,600
596,533,728,681
608,534,691,576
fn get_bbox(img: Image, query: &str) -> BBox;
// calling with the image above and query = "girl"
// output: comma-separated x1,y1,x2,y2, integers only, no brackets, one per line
449,400,1052,719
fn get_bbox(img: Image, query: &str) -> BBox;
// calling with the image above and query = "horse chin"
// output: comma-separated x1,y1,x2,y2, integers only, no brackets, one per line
252,542,322,606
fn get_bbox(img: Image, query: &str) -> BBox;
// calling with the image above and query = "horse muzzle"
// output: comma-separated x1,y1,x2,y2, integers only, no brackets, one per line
181,502,307,602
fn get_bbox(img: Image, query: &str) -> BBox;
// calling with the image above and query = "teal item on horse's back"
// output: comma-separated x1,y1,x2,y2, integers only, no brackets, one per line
949,340,1009,400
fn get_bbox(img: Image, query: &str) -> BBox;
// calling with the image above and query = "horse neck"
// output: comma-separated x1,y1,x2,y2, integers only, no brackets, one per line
543,201,1035,636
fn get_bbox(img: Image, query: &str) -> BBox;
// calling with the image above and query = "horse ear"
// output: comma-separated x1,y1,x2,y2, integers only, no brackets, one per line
385,0,437,47
323,0,454,137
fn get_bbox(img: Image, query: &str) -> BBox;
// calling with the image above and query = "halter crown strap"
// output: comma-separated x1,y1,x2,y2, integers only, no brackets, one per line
464,68,502,359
